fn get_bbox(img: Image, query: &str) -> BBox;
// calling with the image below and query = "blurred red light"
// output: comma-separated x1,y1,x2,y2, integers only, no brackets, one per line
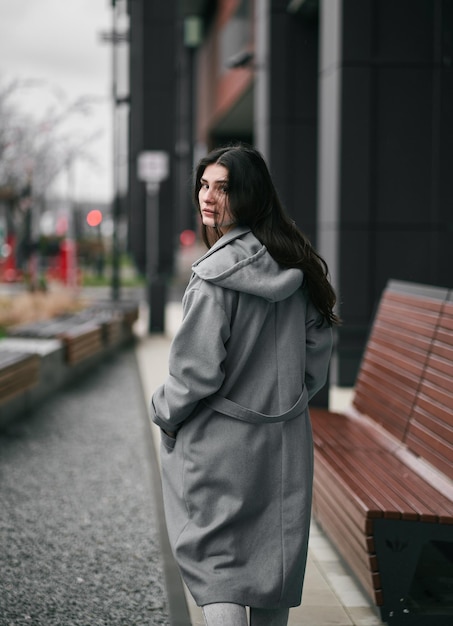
180,229,196,246
87,210,103,227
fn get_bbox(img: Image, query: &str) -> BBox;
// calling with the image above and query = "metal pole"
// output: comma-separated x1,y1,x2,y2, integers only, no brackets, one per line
111,0,121,300
146,182,165,333
254,0,270,160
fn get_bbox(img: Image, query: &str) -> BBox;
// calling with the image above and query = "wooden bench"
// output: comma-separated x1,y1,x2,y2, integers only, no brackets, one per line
0,350,40,404
9,316,104,365
79,301,140,346
7,301,139,366
310,280,453,625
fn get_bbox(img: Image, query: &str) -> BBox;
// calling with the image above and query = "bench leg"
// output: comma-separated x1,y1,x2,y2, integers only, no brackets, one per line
373,519,453,625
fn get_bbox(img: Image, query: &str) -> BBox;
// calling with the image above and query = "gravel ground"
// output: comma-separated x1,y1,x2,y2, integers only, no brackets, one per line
0,349,170,626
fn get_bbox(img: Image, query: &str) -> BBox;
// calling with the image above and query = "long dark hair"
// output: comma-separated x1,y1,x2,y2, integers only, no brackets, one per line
194,143,340,326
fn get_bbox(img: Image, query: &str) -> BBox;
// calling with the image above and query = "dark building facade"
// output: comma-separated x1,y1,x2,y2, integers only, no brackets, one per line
127,0,453,384
128,0,178,277
317,0,453,383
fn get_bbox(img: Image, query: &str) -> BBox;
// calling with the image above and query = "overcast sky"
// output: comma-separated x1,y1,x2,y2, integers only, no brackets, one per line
0,0,114,203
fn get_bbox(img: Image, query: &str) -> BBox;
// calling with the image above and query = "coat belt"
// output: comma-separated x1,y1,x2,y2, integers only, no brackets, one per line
202,386,308,424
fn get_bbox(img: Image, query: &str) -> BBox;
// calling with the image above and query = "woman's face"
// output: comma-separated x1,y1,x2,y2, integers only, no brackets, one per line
198,163,235,234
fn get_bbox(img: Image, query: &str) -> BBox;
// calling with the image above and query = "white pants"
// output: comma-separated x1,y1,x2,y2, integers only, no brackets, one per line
202,602,289,626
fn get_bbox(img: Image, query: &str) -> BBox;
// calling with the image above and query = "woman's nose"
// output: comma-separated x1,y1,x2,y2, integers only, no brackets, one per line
204,187,214,201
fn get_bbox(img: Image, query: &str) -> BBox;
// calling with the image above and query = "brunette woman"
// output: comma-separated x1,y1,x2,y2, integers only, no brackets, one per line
151,144,339,626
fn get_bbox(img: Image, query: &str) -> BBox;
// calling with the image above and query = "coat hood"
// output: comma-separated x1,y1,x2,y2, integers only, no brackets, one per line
191,226,303,302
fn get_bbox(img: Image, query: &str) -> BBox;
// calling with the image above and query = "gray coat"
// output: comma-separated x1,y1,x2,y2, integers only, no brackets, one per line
151,227,332,609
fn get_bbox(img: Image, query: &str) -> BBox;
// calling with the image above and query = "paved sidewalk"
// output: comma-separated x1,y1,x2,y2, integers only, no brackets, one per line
135,302,385,626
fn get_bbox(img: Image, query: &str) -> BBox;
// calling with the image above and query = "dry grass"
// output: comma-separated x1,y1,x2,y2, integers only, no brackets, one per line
0,288,86,332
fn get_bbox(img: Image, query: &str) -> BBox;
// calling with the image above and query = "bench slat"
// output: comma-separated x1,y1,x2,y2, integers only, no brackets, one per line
373,322,434,352
382,451,453,523
355,451,447,522
311,410,391,451
426,352,453,379
322,448,423,519
353,385,413,440
358,359,421,401
349,456,426,520
314,454,381,528
0,352,40,404
313,476,375,552
403,304,453,478
314,435,453,521
352,289,443,445
379,292,443,315
313,494,383,603
316,448,388,518
405,424,452,479
382,289,445,312
365,342,426,378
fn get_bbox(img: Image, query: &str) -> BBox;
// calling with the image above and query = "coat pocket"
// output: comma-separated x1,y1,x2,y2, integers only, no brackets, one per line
161,429,177,451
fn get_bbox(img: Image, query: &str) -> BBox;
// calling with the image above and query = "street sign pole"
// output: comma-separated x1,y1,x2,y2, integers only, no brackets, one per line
145,181,166,333
137,151,169,334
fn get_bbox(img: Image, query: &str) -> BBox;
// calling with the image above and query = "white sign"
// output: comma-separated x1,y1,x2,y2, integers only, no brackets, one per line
137,151,169,183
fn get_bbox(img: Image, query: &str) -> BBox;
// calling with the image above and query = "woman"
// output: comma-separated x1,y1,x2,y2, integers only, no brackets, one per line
151,144,339,626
